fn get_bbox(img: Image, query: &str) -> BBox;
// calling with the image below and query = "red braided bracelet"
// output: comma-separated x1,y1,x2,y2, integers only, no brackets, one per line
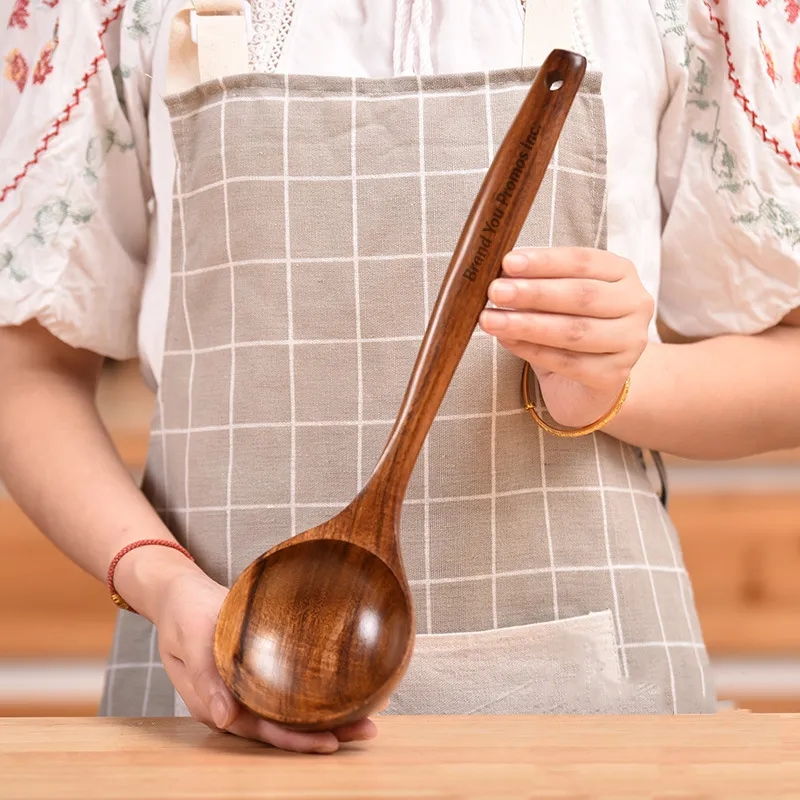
107,539,195,614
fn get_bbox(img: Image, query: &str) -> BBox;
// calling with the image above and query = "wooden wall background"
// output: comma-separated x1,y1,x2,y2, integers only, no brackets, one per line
2,360,799,716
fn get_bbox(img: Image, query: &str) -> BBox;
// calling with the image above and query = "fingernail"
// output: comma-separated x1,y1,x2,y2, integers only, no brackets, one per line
211,694,230,729
491,279,516,304
480,310,507,331
504,252,528,274
315,736,339,754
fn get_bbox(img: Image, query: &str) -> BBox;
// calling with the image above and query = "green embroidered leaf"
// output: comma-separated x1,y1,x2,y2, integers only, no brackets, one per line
70,208,96,225
1,124,133,282
720,147,735,174
655,0,688,38
684,45,798,248
111,65,129,116
0,248,27,283
126,0,153,42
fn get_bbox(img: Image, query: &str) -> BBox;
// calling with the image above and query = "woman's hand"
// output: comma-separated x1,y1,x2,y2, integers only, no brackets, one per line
479,247,654,428
148,558,380,754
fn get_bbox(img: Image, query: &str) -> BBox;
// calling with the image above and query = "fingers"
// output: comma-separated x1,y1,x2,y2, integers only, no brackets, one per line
488,277,631,319
226,713,380,752
165,653,376,754
164,653,221,731
168,658,342,753
189,664,238,730
331,717,379,742
480,309,643,355
225,715,341,754
497,339,630,391
169,625,238,731
502,247,630,282
157,571,382,755
184,659,341,752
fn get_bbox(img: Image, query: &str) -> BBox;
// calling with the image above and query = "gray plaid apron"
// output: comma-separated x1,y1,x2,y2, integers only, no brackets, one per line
99,11,717,719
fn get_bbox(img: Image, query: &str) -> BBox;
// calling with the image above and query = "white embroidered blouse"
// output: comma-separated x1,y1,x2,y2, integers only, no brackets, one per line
0,0,798,388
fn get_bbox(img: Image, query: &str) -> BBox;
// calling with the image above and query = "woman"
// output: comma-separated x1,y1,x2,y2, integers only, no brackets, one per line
0,0,798,754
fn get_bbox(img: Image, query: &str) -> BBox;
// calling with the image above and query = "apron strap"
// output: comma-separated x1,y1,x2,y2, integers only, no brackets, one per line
166,0,251,95
166,1,576,94
522,0,574,67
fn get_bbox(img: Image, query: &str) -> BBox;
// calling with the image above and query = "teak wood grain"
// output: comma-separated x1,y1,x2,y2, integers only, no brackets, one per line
2,715,800,799
213,49,588,732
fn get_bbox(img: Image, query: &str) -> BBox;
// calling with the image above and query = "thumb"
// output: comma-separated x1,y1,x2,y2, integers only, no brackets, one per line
190,659,238,730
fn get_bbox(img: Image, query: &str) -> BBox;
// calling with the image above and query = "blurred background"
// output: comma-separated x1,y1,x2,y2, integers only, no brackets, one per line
1,358,799,716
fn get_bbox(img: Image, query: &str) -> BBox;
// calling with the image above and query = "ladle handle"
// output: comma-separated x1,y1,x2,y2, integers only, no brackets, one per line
366,49,587,509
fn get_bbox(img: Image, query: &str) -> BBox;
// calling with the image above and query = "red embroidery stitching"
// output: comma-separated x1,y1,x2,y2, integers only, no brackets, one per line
0,3,125,203
7,0,29,29
704,0,800,168
759,0,800,21
4,48,29,92
32,20,60,86
757,21,780,84
794,44,800,84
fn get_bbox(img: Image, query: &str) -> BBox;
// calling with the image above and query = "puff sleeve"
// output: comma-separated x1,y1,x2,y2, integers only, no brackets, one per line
0,0,152,359
655,0,800,337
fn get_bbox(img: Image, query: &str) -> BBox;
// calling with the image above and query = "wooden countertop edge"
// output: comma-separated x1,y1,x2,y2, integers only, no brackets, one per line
4,715,799,800
11,709,800,741
7,712,800,758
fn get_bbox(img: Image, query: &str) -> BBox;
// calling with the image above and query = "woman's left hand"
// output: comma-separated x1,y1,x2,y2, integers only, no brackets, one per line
479,247,654,429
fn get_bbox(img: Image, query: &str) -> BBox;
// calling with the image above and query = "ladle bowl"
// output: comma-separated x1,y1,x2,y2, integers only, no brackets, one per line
214,49,588,732
215,533,414,730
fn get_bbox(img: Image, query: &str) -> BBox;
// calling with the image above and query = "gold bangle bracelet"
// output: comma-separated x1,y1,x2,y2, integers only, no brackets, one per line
521,361,630,438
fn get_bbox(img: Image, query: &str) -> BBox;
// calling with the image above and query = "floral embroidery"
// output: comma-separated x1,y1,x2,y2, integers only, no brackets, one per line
793,118,800,150
794,45,800,83
757,22,780,84
42,0,60,7
0,2,126,204
655,0,688,38
32,20,59,86
7,0,29,29
126,0,153,41
0,200,94,282
757,0,800,21
111,64,131,116
0,128,134,283
82,128,135,184
703,1,800,168
4,48,29,92
685,43,800,247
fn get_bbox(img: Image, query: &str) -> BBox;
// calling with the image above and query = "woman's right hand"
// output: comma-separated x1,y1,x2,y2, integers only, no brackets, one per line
0,323,379,753
118,547,381,754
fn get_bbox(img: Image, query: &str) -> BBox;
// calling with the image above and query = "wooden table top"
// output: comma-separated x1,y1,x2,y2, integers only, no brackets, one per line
1,714,799,799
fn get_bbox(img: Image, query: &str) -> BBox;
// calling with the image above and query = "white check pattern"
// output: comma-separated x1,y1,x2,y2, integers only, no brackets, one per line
99,66,715,719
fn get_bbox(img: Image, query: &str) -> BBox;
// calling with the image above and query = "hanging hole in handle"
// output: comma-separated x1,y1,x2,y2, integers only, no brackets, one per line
546,70,564,91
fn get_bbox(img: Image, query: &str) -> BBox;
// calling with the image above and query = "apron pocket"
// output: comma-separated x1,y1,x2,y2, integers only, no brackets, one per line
384,610,662,715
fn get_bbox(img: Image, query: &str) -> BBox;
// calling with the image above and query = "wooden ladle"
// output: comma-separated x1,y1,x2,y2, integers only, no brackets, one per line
214,49,587,732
